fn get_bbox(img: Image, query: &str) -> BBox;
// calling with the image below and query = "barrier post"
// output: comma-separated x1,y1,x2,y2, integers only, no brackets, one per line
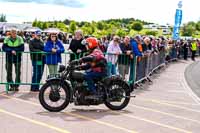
129,56,137,85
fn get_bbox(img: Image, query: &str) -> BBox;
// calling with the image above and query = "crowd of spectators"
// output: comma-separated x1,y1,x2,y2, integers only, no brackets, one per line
0,28,199,92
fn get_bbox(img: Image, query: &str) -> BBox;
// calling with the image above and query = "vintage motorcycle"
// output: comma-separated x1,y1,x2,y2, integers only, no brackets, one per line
39,62,133,112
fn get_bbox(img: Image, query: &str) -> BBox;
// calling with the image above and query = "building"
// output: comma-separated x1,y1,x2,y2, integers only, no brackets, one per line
0,22,32,33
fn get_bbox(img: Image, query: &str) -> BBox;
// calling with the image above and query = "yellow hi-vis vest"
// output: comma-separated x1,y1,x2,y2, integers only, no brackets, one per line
191,42,197,51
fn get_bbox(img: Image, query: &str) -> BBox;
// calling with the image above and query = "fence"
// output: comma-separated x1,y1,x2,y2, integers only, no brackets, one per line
0,48,177,93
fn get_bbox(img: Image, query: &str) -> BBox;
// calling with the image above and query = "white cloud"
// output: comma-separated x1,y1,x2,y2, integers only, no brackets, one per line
0,0,199,24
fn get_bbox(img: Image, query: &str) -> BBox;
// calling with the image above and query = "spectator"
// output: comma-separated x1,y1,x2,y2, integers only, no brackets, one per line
129,35,143,82
29,30,45,92
143,37,152,55
118,36,133,80
68,30,86,61
102,36,109,50
44,33,65,75
106,36,122,77
183,40,189,60
2,28,24,91
190,39,198,61
197,39,200,56
98,40,106,53
171,40,177,59
130,36,143,57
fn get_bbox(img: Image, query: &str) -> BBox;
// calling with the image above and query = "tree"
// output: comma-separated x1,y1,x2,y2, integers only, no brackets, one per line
97,22,104,30
145,30,158,36
0,14,7,22
37,21,43,29
54,21,58,27
182,24,195,36
78,21,86,27
49,23,54,28
57,22,68,32
42,22,48,30
63,19,70,25
116,29,126,37
196,21,200,31
69,21,77,34
32,19,38,27
132,22,143,32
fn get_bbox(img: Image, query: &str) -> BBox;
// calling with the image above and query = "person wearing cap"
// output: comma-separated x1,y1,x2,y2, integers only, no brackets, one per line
2,28,24,91
106,36,122,77
44,33,65,75
68,30,87,61
29,30,45,92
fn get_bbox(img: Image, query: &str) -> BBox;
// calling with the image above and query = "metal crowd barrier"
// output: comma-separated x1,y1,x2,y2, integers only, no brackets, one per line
0,50,171,93
134,51,166,84
0,51,78,92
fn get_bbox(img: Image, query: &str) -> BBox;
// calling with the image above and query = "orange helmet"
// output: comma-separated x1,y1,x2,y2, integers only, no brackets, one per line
86,37,98,49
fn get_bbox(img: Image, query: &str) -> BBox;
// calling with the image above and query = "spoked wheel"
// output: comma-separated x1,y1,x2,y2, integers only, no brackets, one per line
39,80,70,112
104,81,130,110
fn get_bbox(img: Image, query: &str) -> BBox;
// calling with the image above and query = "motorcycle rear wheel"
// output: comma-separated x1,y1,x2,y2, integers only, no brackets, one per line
104,80,130,110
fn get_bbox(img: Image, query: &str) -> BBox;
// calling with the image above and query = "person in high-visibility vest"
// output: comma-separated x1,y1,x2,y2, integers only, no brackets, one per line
2,28,24,91
190,40,198,61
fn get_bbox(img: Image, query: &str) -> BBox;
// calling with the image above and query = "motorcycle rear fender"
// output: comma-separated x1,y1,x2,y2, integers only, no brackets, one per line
103,75,131,92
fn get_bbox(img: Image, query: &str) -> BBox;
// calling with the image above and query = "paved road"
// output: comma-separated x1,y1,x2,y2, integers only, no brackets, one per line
185,61,200,99
1,60,200,133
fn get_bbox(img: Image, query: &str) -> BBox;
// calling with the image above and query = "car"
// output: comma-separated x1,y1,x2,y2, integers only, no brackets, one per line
162,29,171,35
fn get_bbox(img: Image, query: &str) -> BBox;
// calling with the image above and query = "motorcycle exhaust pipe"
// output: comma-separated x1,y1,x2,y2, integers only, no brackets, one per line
123,95,136,98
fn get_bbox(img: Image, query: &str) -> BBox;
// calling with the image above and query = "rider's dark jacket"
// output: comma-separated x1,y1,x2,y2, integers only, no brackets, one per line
79,48,107,73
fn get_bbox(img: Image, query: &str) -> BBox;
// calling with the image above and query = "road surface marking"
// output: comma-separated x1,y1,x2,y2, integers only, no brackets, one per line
166,90,187,93
0,94,137,133
136,98,200,113
180,73,200,104
129,104,200,124
92,107,192,133
135,98,199,106
0,108,71,133
64,112,136,133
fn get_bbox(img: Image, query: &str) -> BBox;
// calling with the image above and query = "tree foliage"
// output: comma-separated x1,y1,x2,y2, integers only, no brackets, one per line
0,14,7,22
69,21,77,34
145,30,158,36
29,18,200,38
182,23,195,36
132,22,143,32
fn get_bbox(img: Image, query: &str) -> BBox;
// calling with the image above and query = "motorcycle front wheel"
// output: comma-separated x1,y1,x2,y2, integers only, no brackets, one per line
39,80,70,112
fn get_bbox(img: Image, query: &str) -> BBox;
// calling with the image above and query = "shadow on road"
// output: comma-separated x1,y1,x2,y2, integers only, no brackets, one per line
36,108,133,122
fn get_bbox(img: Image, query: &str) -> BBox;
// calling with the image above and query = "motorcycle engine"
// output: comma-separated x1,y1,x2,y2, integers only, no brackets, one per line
74,82,104,106
74,82,90,105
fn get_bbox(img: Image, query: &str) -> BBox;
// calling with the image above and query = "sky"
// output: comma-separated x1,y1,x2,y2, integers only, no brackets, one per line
0,0,199,25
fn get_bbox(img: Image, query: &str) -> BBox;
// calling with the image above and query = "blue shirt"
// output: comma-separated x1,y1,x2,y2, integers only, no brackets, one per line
44,40,65,65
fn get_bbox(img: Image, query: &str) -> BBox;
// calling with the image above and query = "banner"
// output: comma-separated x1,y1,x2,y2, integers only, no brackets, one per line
173,1,183,40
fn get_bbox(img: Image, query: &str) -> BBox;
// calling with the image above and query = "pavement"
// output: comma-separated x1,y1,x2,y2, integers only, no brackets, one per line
1,59,200,133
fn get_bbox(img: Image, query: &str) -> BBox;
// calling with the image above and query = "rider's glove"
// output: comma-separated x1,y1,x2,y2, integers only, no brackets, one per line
75,66,82,70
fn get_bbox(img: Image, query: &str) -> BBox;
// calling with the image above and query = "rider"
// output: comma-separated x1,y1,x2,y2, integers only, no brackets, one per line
71,37,107,96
